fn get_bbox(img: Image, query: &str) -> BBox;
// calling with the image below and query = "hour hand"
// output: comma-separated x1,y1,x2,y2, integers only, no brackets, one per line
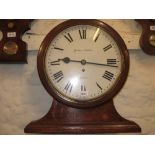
50,60,61,65
50,57,71,65
59,57,82,64
58,57,71,63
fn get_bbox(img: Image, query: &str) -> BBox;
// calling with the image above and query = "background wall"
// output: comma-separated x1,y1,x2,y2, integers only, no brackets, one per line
0,20,155,134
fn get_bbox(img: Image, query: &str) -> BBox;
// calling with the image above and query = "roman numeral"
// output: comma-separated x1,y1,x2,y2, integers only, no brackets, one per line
102,71,114,81
54,47,64,51
64,33,73,43
64,82,73,92
79,29,86,39
81,85,86,91
103,44,112,51
53,71,64,82
50,60,60,65
107,59,117,65
96,82,102,90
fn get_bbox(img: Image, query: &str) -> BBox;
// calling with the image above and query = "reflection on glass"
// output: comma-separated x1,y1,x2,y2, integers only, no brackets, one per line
70,76,79,87
93,28,100,42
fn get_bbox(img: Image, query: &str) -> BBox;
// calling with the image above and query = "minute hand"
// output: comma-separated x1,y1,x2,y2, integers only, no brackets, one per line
85,61,118,68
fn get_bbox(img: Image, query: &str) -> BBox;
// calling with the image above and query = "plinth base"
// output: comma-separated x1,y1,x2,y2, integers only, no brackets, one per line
24,100,141,134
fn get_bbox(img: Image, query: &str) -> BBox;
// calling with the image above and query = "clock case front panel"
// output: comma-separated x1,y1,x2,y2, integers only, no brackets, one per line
25,20,141,134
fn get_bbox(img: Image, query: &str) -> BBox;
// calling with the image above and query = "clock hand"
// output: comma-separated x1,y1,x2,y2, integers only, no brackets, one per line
58,57,81,63
59,57,118,67
84,61,118,68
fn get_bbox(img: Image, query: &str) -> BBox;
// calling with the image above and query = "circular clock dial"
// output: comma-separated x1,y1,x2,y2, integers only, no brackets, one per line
44,24,123,102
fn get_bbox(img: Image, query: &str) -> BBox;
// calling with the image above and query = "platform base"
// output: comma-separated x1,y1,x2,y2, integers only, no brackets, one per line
24,100,141,134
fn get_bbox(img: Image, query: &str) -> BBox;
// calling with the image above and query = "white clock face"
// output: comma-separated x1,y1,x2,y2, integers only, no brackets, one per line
45,25,123,102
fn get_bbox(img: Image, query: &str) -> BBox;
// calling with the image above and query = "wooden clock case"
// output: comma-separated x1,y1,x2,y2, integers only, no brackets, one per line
136,19,155,55
25,20,141,134
0,19,33,63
